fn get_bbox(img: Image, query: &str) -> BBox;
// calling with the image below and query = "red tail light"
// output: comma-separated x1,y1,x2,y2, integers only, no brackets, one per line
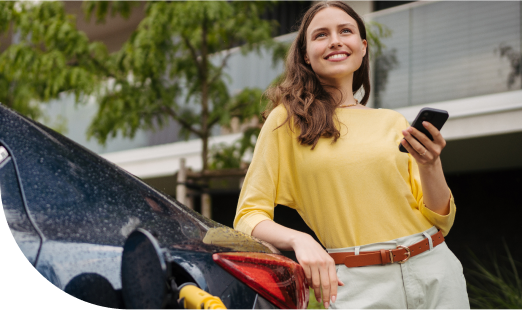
213,252,309,309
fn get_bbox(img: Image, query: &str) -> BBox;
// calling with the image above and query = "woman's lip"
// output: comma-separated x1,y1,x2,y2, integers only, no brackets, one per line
325,54,349,62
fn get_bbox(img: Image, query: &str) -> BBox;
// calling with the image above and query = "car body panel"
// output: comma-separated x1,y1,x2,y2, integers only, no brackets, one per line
0,104,279,308
0,154,41,265
36,241,123,290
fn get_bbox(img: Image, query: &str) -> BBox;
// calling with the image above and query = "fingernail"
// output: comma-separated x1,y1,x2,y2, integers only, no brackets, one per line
423,121,429,126
318,297,322,303
403,131,409,136
332,296,336,303
324,302,329,308
407,127,413,132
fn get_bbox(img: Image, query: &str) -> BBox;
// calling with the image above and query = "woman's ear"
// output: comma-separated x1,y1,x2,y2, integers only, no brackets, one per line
304,54,310,64
362,39,367,57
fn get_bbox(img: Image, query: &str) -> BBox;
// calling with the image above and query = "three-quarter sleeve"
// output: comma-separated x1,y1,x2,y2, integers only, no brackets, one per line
234,106,297,235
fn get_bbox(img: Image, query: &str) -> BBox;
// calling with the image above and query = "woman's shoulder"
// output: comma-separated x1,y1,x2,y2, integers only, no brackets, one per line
267,104,288,118
264,104,290,126
372,107,404,117
374,108,409,125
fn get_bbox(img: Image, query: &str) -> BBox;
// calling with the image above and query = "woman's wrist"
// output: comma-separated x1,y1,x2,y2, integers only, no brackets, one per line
289,231,313,250
417,157,442,172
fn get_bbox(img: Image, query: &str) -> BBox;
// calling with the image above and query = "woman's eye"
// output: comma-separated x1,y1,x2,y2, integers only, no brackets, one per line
315,33,326,39
342,29,352,34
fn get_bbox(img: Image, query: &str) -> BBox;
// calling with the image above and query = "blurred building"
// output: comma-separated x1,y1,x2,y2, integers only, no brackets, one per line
22,1,522,261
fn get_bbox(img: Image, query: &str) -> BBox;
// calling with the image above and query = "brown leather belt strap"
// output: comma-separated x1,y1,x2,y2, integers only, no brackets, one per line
329,230,444,268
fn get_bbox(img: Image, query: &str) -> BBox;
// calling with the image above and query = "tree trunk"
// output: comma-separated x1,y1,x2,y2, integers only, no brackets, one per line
200,11,209,172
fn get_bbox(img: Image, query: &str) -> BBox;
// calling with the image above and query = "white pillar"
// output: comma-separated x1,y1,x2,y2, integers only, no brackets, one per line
176,158,188,207
201,193,211,219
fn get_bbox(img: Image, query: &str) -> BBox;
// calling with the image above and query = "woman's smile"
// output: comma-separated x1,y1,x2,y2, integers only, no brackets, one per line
325,51,351,61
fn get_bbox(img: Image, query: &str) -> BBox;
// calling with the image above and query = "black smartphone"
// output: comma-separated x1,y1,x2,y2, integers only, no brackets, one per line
399,107,449,153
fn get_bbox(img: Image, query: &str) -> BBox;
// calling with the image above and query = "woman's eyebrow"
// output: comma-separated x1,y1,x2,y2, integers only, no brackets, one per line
338,22,356,29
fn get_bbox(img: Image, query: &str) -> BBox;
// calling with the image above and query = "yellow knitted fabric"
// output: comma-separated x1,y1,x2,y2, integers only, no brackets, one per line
234,105,456,249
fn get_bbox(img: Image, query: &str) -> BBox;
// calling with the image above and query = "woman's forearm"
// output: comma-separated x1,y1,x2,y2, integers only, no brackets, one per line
251,219,308,251
418,158,451,215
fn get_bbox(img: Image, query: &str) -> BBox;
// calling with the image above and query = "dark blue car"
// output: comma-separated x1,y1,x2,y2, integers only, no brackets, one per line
0,104,309,309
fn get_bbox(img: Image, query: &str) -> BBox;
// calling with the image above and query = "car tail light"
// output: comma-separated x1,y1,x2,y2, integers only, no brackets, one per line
213,252,309,309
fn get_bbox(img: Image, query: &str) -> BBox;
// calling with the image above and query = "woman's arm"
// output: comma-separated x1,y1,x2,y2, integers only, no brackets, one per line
252,220,344,309
401,121,451,215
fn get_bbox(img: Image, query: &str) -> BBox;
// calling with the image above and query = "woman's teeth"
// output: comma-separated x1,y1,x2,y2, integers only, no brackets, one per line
327,54,348,60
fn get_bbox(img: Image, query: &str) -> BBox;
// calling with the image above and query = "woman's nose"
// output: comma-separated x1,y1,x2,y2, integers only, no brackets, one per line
330,35,342,48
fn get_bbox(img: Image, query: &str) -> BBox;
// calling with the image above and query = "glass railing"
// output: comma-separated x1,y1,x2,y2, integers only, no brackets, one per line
368,1,521,109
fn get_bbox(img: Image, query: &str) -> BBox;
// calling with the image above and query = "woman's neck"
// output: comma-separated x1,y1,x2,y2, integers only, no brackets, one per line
320,76,371,109
319,73,358,106
322,82,356,107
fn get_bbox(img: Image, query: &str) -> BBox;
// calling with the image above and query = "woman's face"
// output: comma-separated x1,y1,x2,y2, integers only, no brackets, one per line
304,7,367,85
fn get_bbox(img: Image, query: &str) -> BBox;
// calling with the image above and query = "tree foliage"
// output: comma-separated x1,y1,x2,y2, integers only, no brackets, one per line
0,1,105,120
0,1,283,172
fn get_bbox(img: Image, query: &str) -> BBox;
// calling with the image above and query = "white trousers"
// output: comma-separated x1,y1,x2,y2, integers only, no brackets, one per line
327,227,470,309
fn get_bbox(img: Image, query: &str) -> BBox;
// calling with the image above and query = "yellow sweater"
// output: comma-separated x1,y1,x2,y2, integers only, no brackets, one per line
234,105,456,249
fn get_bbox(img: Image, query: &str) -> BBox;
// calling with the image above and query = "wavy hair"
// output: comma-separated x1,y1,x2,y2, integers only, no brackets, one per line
264,1,371,149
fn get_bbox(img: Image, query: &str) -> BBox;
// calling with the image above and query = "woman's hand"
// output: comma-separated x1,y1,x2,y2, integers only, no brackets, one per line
291,233,344,309
401,121,446,166
252,220,344,309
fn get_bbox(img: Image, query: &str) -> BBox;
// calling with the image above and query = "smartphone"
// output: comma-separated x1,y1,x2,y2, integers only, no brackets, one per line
399,107,449,153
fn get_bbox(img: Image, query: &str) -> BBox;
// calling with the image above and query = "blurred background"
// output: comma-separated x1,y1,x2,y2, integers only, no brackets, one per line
1,1,521,307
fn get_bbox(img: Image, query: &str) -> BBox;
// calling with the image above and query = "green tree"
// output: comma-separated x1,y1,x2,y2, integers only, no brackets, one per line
0,1,107,121
0,1,283,172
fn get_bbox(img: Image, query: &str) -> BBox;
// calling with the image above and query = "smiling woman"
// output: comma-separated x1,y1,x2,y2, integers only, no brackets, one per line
234,1,470,309
304,8,367,88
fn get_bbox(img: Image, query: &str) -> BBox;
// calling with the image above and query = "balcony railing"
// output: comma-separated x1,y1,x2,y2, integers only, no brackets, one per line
368,1,522,109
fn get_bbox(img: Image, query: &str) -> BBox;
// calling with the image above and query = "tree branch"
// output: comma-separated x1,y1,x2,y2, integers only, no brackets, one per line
160,106,202,137
181,34,202,77
209,46,234,85
87,55,118,79
208,114,221,128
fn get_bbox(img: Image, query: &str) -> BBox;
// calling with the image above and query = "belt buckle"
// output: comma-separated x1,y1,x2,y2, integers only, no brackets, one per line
395,245,411,264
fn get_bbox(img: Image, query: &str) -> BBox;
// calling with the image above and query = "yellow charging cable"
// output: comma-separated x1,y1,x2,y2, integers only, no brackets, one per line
178,283,227,309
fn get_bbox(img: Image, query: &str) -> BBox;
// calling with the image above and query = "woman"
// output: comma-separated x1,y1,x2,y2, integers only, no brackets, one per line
234,1,469,308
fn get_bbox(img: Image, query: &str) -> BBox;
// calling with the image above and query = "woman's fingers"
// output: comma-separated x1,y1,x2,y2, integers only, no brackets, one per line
328,261,339,304
422,121,447,150
406,127,433,151
400,138,426,163
319,260,334,309
300,258,338,307
309,263,322,303
402,130,430,158
302,264,312,288
403,122,447,161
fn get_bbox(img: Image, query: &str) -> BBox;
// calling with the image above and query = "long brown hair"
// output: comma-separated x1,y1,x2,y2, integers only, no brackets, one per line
264,1,371,149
